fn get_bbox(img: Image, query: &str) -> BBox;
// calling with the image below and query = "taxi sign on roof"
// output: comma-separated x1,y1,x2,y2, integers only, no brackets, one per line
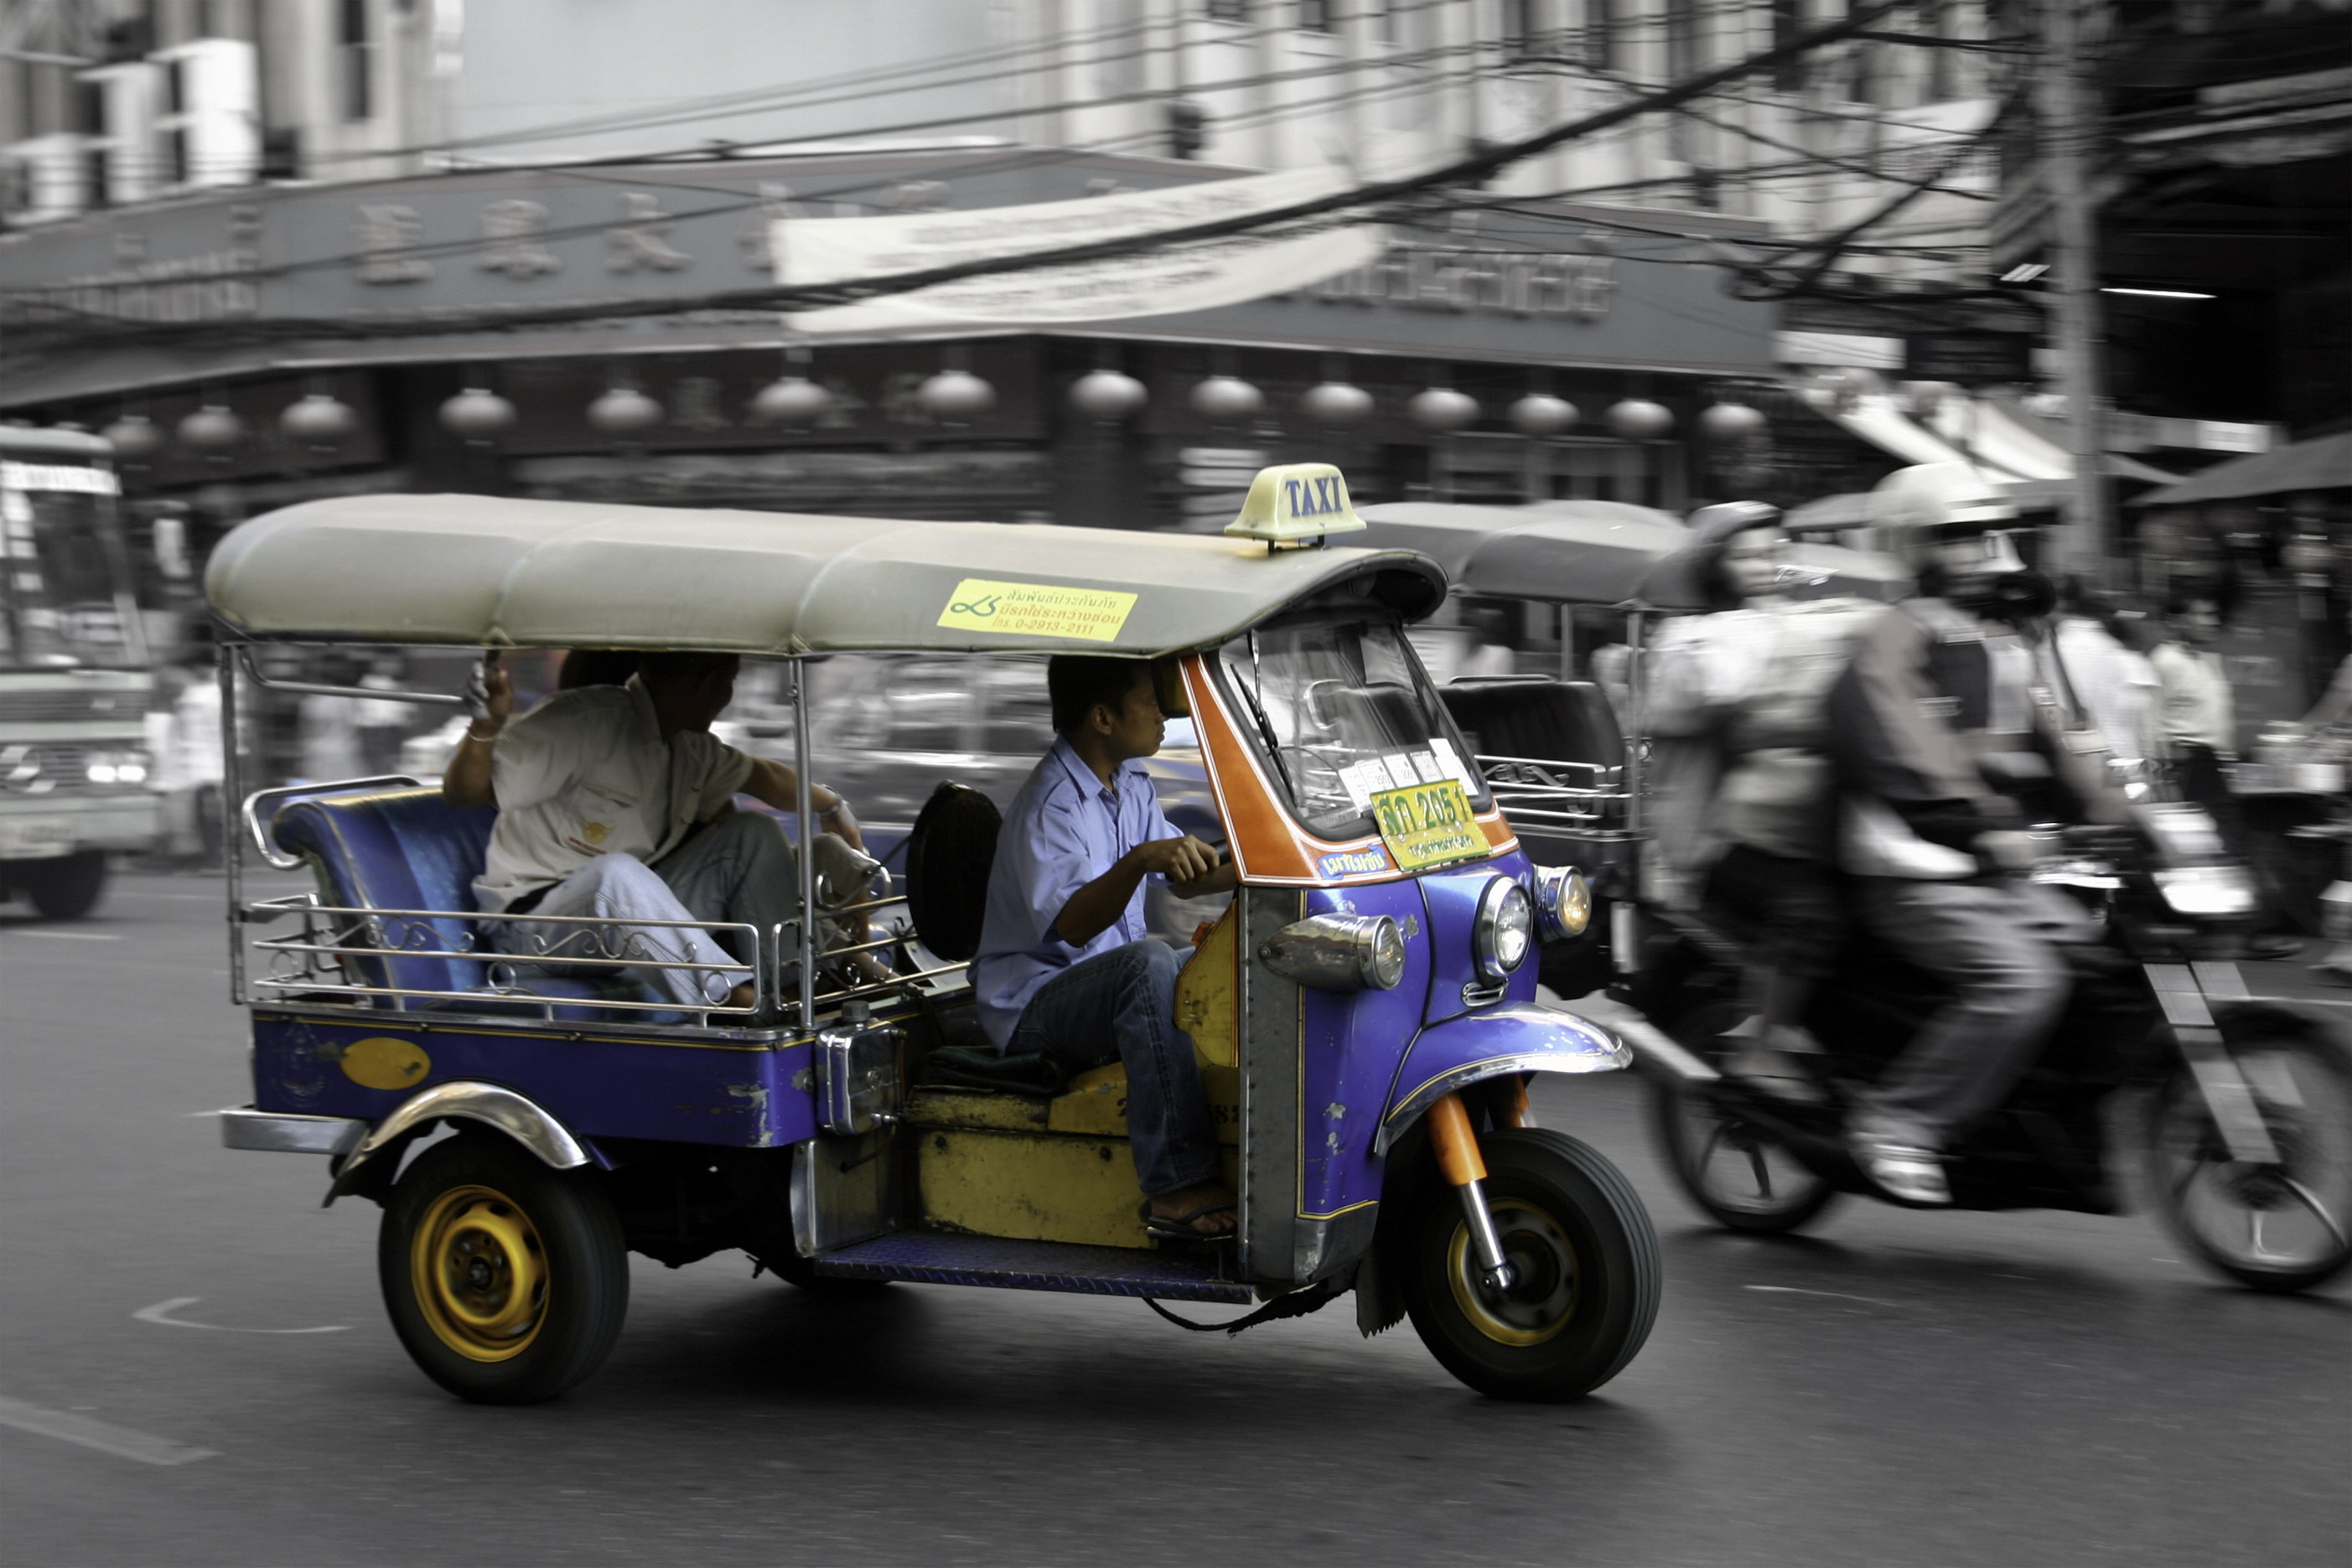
1225,463,1366,546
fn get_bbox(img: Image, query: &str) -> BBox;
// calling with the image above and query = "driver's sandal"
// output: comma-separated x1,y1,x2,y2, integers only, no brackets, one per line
1141,1198,1237,1243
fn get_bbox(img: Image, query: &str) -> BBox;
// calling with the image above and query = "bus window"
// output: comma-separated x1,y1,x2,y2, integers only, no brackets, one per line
0,485,138,667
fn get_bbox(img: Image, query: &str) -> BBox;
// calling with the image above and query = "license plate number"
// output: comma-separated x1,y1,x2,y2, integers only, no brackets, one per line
0,815,75,859
1370,779,1486,873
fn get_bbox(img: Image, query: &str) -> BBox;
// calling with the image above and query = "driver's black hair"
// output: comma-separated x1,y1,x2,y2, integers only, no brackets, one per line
1048,655,1151,735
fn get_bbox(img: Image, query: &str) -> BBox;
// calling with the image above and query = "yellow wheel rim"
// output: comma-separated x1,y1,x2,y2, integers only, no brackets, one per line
411,1183,549,1363
1446,1198,1580,1348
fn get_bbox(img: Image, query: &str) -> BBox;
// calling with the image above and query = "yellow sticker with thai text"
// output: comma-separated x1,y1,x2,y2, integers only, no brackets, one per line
1371,779,1487,873
938,578,1138,643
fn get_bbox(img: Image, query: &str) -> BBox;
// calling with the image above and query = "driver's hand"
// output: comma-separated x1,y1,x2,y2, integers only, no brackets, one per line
463,664,514,728
1975,829,2039,874
1136,835,1219,887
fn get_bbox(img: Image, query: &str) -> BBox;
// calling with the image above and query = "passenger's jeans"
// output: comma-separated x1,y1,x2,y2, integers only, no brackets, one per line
1008,940,1220,1198
1847,877,2070,1153
490,812,799,1009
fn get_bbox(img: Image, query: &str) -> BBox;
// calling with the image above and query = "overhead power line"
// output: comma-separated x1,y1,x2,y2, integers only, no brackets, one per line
1,2,1907,354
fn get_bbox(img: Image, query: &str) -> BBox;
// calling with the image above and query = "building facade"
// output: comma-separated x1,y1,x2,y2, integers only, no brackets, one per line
0,0,2030,652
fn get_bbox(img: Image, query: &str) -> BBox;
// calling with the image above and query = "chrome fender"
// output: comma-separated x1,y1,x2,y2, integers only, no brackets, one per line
1375,1005,1631,1154
323,1080,592,1207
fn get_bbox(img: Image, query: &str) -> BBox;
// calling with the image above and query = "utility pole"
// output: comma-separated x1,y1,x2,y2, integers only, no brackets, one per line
2036,0,2109,577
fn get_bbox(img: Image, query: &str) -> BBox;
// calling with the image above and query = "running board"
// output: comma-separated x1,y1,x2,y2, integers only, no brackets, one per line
811,1233,1254,1304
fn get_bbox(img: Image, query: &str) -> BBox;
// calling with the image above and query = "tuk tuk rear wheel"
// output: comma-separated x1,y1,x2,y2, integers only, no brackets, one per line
380,1132,629,1405
1397,1128,1660,1402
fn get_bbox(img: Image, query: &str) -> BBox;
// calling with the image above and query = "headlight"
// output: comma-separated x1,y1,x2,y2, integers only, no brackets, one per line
83,748,150,786
1474,877,1534,981
1258,913,1407,992
1530,865,1592,940
2155,865,2258,919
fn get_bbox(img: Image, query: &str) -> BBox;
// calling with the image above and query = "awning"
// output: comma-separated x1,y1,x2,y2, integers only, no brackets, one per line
2132,430,2352,508
1790,380,2178,486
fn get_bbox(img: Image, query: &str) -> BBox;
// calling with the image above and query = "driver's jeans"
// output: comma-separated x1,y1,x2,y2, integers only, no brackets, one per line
1846,877,2070,1154
1007,939,1222,1198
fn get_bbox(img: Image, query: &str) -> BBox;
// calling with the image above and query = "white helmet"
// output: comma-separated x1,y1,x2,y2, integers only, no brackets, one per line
1871,463,2017,567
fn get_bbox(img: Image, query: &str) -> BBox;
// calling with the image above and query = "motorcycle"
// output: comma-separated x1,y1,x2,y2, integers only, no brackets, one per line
1625,805,2352,1293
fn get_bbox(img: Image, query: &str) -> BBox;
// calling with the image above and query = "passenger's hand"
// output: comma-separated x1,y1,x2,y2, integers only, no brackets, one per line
463,664,513,733
1133,835,1219,887
1975,829,2039,874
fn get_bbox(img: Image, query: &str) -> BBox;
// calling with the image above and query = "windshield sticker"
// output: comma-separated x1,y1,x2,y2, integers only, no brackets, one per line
1427,736,1480,794
1407,751,1444,784
1372,779,1488,873
1318,846,1392,879
1336,762,1377,810
938,578,1138,642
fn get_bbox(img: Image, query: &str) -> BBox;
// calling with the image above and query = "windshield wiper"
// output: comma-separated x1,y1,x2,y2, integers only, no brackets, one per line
1234,631,1298,800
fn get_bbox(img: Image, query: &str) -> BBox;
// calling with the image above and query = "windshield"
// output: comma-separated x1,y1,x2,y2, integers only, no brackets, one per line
0,485,140,668
1215,613,1489,839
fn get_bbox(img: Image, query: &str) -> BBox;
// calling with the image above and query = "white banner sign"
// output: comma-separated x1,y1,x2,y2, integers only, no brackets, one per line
786,225,1386,334
776,167,1352,287
775,166,1384,332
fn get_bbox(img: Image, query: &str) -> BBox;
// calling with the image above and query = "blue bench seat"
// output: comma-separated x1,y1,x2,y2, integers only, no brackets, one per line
271,785,657,1022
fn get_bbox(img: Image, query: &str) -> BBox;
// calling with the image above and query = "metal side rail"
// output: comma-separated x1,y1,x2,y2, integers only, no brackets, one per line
811,1234,1253,1303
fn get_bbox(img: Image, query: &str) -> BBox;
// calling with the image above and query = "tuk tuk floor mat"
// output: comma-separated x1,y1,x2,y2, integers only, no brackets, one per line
811,1233,1254,1303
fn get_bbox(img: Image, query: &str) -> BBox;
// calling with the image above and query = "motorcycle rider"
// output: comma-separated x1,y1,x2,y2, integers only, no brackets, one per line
1825,463,2133,1204
1647,502,1874,1100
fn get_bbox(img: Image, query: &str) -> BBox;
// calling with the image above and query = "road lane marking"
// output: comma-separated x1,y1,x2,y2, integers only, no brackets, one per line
3,929,122,940
1743,1285,1904,1308
0,1395,217,1467
134,1297,350,1335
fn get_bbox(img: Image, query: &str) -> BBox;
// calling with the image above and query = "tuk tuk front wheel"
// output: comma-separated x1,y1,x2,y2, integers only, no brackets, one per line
379,1132,629,1405
1397,1128,1660,1402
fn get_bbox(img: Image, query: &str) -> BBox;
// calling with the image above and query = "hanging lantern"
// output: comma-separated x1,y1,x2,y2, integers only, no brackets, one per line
1697,401,1767,441
1605,398,1674,440
588,386,664,435
918,368,997,421
1509,393,1578,437
279,392,360,446
1068,369,1147,422
1408,387,1479,432
439,387,517,440
102,415,163,461
1189,375,1263,423
1300,381,1374,430
750,375,831,427
177,405,245,452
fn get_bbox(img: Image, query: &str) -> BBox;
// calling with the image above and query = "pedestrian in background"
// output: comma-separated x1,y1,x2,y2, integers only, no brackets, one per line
2151,591,2300,959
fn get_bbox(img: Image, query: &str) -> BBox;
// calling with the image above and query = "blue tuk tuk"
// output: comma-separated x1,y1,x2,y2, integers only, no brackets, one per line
209,466,1657,1404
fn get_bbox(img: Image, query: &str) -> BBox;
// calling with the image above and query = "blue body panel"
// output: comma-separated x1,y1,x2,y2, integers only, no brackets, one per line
1379,1005,1626,1146
250,1010,817,1151
1290,847,1555,1220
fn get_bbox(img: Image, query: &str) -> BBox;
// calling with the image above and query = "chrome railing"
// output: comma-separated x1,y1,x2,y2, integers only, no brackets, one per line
1476,752,1634,836
241,872,971,1032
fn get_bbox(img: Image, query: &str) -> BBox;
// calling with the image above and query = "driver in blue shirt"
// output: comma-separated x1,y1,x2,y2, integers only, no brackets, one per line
972,656,1240,1240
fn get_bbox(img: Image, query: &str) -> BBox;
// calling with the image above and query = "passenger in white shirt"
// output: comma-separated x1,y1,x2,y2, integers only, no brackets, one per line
443,651,863,1016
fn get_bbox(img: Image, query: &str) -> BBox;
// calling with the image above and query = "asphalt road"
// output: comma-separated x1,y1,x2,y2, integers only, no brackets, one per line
3,871,2347,1567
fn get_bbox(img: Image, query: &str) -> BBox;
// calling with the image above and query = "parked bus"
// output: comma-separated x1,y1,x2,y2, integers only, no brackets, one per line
0,426,159,918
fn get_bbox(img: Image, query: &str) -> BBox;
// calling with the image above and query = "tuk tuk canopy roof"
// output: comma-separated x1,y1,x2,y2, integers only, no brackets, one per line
204,494,1448,655
1358,502,1691,605
1357,499,1907,608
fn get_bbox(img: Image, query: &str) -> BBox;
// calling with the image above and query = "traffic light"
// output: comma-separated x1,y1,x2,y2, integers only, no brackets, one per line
1167,100,1206,160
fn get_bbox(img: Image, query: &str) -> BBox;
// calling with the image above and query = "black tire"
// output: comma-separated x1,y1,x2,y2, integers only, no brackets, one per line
1396,1128,1661,1402
1648,1001,1839,1234
759,1247,894,1296
380,1132,629,1404
1651,1079,1841,1234
2146,1032,2352,1294
20,851,106,919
